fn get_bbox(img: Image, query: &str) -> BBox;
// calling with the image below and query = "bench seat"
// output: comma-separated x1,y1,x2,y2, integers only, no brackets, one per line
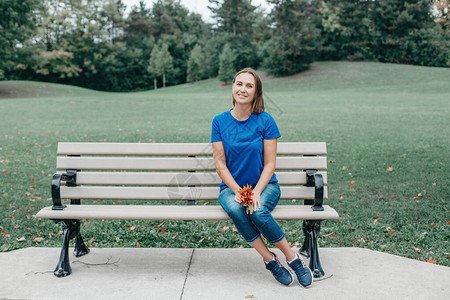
37,204,339,221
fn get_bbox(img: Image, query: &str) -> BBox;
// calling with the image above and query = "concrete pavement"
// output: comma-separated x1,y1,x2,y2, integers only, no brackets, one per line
0,247,449,299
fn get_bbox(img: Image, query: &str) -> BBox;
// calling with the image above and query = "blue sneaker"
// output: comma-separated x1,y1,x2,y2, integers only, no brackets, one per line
265,251,294,286
287,253,313,288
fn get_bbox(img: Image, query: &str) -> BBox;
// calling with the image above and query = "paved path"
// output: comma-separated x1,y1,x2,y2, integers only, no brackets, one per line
0,247,449,299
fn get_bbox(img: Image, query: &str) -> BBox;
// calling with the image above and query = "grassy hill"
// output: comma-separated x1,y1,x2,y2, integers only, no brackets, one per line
0,62,449,266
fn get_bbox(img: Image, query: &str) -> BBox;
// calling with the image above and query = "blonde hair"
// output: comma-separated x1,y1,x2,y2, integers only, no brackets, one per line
232,68,264,113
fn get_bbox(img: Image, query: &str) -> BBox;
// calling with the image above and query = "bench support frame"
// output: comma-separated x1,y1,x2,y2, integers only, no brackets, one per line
299,220,325,278
53,219,90,277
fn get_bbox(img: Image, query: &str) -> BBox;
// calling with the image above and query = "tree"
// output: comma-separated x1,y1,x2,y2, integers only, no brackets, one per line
218,44,236,83
209,0,258,36
262,0,320,76
147,43,174,88
371,0,450,67
187,44,206,82
0,0,41,79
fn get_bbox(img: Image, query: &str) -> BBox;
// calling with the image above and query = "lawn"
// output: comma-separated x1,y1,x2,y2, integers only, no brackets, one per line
0,61,449,266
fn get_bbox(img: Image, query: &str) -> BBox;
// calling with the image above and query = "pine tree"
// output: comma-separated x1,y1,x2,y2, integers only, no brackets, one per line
218,44,236,83
187,44,205,82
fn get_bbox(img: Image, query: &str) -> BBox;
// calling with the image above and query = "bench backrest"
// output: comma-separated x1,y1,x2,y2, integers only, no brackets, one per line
56,142,328,203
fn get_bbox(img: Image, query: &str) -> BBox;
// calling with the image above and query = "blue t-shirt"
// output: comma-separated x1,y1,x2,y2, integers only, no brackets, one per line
211,110,281,191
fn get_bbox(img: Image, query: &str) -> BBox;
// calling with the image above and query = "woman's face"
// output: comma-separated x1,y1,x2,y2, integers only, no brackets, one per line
232,72,256,106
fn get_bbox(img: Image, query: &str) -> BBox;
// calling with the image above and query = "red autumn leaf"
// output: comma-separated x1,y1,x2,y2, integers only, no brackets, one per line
154,222,164,228
347,226,355,230
135,242,140,248
31,185,36,188
89,238,95,243
447,220,450,225
432,224,438,228
128,226,136,231
2,232,11,237
426,258,437,264
350,180,355,185
159,228,167,233
198,237,207,243
172,234,178,239
373,217,382,224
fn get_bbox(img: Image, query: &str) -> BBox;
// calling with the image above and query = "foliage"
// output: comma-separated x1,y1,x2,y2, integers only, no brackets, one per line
261,0,321,76
148,43,174,88
0,0,41,79
187,44,206,82
218,43,236,83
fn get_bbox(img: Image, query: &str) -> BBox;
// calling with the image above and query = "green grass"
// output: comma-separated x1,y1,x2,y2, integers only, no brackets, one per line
1,62,449,266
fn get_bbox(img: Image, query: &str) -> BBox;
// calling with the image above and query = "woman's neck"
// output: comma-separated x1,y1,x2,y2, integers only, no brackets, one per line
231,104,252,121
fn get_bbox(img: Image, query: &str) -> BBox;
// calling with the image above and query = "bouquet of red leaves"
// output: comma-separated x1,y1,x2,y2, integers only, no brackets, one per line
239,184,254,214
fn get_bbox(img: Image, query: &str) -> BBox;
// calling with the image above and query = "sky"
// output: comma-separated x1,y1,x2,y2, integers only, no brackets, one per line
121,0,272,23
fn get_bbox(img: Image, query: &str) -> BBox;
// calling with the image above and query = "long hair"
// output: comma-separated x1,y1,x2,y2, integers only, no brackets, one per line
232,68,264,113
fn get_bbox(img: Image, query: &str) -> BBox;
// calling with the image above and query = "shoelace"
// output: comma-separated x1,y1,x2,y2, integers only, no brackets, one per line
290,259,306,276
268,260,284,278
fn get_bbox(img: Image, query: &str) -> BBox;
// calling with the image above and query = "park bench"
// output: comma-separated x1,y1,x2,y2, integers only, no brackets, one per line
36,142,339,278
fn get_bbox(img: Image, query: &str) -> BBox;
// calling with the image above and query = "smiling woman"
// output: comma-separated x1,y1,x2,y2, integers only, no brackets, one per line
211,67,314,288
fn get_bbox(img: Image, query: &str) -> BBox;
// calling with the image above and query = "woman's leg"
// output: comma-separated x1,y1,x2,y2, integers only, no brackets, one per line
251,237,274,262
218,188,261,243
274,238,296,261
249,183,285,245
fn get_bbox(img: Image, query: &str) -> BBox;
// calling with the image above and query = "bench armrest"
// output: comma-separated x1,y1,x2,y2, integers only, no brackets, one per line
51,170,77,210
306,170,324,211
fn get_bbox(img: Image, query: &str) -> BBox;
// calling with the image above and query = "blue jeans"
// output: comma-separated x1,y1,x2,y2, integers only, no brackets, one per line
218,183,285,244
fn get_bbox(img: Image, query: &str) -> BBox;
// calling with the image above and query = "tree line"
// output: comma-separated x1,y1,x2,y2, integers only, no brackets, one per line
1,0,449,91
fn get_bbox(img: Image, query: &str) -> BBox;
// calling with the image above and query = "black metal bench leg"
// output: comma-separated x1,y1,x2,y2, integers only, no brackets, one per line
305,220,325,278
54,220,73,277
74,220,90,257
300,220,311,257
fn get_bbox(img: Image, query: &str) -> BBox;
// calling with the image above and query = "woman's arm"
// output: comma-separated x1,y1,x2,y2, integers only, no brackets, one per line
212,141,241,195
252,138,278,210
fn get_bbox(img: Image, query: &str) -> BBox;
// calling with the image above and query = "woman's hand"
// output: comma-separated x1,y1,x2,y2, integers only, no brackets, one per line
251,192,261,214
234,189,242,203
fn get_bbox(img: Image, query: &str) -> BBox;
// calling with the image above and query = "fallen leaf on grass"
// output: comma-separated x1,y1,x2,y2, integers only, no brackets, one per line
32,236,44,242
159,228,167,233
128,226,136,231
386,166,394,172
426,258,437,264
2,232,11,237
373,218,381,225
350,180,355,185
385,226,396,235
17,237,26,242
413,247,421,253
447,220,450,225
222,226,229,231
154,222,164,228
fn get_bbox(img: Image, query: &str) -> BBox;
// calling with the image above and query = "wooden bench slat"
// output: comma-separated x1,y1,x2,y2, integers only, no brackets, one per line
74,171,328,186
36,205,339,221
57,142,327,156
60,186,328,200
57,156,327,171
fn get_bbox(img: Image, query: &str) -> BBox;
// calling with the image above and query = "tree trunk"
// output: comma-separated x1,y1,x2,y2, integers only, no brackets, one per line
154,78,157,90
163,72,166,88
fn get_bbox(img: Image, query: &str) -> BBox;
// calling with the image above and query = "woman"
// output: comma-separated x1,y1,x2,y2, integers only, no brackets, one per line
211,68,313,288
